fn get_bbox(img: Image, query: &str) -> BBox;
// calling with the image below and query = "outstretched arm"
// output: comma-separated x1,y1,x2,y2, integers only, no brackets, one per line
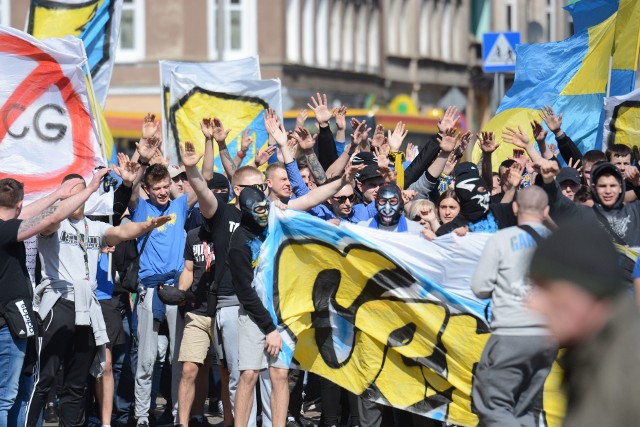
210,117,236,179
104,215,172,247
17,169,111,241
287,163,364,211
18,177,84,220
181,141,219,219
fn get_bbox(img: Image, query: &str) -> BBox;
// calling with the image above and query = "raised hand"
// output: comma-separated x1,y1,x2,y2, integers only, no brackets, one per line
402,189,417,204
293,127,317,151
255,145,276,167
512,149,527,168
55,177,85,200
287,132,298,158
567,157,582,171
342,163,366,183
295,108,308,130
443,151,458,176
437,106,460,134
625,165,640,186
455,131,472,157
351,119,371,148
142,113,161,140
506,161,524,189
150,148,169,167
477,131,499,154
307,92,333,126
212,117,231,144
374,144,391,168
136,135,162,162
335,105,347,130
265,117,287,148
502,126,531,150
387,121,408,152
88,167,111,191
540,105,563,133
437,128,459,153
180,141,203,168
530,120,548,143
405,142,417,162
240,129,253,153
368,124,386,148
548,143,559,157
534,159,560,183
200,117,215,141
113,152,140,185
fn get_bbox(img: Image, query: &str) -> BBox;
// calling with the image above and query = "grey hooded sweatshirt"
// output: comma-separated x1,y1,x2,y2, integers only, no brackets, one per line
542,162,640,246
471,221,551,335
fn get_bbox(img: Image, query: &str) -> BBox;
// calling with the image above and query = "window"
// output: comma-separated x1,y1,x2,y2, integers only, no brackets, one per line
441,0,453,61
545,0,556,41
116,0,145,62
505,0,517,31
399,0,410,56
0,0,9,27
316,0,329,67
342,3,355,69
355,6,367,70
329,1,342,68
302,0,315,65
367,7,380,72
286,0,301,62
419,0,431,57
387,0,402,55
208,0,257,61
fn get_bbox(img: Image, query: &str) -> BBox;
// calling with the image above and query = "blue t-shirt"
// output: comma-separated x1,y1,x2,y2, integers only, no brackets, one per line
131,195,188,280
633,256,640,280
96,252,113,300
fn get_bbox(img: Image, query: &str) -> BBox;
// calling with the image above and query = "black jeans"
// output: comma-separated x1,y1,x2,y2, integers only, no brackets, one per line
27,299,97,427
320,377,359,426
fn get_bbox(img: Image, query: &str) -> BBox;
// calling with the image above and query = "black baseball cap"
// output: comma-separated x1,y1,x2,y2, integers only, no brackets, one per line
557,167,581,185
356,164,382,183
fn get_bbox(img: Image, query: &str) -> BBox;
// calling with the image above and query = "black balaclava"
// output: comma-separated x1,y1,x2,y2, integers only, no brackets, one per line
375,183,404,226
454,162,491,222
239,187,269,232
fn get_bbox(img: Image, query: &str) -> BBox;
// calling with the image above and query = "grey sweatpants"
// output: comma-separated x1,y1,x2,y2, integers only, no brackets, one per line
134,287,184,422
471,334,557,427
215,305,273,427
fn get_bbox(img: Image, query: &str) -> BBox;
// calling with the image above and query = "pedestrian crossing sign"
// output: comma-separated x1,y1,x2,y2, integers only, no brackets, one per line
482,32,520,73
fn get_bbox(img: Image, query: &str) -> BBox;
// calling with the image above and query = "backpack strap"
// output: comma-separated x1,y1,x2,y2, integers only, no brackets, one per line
517,224,544,245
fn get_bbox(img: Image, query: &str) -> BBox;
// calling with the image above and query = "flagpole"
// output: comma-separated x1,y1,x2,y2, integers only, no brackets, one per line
606,56,613,97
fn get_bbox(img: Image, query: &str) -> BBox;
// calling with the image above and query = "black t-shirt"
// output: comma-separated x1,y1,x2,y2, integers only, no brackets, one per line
0,219,32,307
227,225,275,334
203,198,241,301
184,226,215,315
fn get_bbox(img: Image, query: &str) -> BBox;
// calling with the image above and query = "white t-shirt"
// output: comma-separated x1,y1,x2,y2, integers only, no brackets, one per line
38,217,111,286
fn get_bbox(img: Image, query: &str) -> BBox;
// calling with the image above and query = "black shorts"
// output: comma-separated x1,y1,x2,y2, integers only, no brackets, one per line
99,297,125,349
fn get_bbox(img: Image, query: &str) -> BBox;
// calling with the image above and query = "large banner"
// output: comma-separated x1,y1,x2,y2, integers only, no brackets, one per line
159,58,262,163
169,69,281,171
27,0,124,109
253,209,566,427
0,25,110,213
602,87,640,152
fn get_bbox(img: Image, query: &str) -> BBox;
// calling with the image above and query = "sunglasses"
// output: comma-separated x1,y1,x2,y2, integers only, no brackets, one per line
333,194,356,204
239,183,268,192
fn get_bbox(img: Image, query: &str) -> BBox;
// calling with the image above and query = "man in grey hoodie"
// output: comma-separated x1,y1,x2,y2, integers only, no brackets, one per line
470,186,558,427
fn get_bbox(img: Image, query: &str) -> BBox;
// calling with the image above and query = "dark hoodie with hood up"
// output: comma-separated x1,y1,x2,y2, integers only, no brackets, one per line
541,162,640,246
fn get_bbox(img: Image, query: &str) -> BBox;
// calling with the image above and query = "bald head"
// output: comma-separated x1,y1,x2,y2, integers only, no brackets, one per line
515,186,549,218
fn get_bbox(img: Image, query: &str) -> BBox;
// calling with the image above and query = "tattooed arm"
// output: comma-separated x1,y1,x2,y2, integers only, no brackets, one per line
17,169,111,241
18,177,84,220
304,151,327,185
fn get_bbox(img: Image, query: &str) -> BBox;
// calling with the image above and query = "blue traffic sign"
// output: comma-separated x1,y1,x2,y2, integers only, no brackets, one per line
482,32,521,73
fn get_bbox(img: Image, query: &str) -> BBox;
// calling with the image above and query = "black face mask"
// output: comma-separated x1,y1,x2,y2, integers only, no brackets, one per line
454,176,491,222
375,183,404,226
239,187,269,232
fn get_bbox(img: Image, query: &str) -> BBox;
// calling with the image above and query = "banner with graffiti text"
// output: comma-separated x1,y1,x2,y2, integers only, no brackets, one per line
169,69,281,172
253,209,566,427
159,58,262,163
0,25,111,214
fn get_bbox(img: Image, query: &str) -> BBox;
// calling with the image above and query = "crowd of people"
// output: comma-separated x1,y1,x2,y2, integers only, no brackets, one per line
1,93,639,427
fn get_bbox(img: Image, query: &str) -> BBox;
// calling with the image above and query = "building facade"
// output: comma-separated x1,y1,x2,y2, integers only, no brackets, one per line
5,0,577,137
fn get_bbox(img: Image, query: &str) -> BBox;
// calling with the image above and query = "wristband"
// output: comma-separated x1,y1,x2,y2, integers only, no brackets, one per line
237,150,246,159
137,159,150,167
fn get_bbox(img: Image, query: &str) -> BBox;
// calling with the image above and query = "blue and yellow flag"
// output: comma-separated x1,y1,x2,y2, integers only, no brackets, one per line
475,0,640,166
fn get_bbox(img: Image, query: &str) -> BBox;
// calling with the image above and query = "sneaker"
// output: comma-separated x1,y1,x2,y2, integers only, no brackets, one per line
44,403,58,423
